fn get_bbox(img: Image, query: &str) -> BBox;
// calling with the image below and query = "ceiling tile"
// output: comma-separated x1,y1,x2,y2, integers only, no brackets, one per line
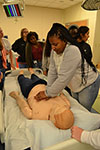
0,0,83,9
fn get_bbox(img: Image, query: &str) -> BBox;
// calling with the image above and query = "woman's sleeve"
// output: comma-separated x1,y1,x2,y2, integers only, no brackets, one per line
81,130,100,149
46,50,58,87
42,47,48,71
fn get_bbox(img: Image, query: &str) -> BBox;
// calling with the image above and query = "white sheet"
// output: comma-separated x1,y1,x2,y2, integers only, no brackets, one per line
4,69,100,150
44,138,97,150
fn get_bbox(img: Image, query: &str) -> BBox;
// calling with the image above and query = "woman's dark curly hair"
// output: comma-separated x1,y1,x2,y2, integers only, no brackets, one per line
27,31,39,44
77,26,96,73
77,26,89,40
45,23,96,85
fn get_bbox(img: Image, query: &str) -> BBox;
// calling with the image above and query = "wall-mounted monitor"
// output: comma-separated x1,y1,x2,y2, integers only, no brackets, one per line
3,3,23,17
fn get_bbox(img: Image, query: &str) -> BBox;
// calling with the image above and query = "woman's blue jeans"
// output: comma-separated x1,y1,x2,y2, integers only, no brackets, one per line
18,74,47,98
71,74,100,111
19,63,28,68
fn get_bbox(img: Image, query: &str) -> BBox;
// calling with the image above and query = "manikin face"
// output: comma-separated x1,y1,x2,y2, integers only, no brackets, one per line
81,30,89,42
49,35,66,54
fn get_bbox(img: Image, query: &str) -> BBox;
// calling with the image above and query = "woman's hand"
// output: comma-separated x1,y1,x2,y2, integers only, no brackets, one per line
71,126,83,142
34,91,49,101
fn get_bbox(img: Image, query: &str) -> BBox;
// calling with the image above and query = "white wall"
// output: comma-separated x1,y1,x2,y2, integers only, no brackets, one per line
0,4,64,44
93,10,100,64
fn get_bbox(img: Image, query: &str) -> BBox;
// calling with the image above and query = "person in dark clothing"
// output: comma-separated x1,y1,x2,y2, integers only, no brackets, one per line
12,28,29,68
68,25,79,39
77,26,92,61
79,41,92,61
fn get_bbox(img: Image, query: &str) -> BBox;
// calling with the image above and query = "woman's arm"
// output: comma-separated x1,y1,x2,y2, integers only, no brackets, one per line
71,126,100,150
81,129,100,149
35,50,57,101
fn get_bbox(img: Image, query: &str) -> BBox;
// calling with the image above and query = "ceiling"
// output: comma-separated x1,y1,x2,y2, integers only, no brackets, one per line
0,0,83,9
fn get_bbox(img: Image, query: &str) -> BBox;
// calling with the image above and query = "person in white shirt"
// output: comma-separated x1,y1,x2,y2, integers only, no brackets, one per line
71,126,100,149
0,27,15,90
0,27,16,70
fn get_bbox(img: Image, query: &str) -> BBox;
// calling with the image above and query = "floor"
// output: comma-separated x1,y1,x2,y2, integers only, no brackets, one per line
0,141,5,150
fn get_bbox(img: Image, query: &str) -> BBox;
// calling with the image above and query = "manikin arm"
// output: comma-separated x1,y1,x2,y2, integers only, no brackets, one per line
9,91,32,119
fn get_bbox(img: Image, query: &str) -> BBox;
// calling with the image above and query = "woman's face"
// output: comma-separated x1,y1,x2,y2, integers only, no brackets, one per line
49,35,66,54
30,35,37,44
22,29,28,38
81,30,89,42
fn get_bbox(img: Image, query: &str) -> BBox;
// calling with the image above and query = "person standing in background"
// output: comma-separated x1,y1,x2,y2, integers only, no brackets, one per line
69,25,93,62
0,27,16,70
12,28,29,68
77,26,92,62
25,31,43,69
0,27,16,90
68,25,79,39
